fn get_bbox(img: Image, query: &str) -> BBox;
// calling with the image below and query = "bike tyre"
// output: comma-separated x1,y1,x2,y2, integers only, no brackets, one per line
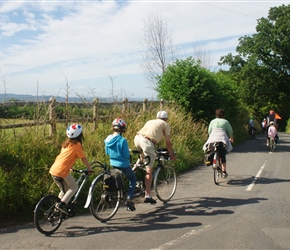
214,168,220,185
34,195,63,235
89,175,121,222
153,163,177,202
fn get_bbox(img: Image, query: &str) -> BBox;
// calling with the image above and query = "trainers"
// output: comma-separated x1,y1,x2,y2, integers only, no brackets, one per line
125,200,136,211
222,171,228,178
55,202,68,214
144,197,156,204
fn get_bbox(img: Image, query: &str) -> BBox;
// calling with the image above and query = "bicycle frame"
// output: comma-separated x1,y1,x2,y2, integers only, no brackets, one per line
70,171,91,204
84,161,110,208
54,166,98,216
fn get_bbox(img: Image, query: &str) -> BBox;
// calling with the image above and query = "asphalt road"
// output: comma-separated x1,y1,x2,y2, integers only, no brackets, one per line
1,133,290,249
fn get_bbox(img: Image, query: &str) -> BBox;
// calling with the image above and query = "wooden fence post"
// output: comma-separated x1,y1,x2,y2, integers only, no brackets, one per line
160,99,164,110
122,98,128,113
143,98,148,112
93,98,99,130
49,97,56,137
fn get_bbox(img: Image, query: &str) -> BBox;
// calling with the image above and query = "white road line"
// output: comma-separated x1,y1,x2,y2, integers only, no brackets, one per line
150,225,210,250
245,161,267,191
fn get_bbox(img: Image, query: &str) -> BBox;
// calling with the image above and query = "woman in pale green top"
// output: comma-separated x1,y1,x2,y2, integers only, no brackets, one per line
203,109,234,178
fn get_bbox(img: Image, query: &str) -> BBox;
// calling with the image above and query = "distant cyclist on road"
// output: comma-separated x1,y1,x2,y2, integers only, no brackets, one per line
248,115,257,137
261,118,267,134
266,110,277,146
203,109,234,178
268,121,278,145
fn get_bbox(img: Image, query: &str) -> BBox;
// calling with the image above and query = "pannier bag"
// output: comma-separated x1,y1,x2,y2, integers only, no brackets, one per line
204,152,214,166
103,168,123,192
203,142,225,166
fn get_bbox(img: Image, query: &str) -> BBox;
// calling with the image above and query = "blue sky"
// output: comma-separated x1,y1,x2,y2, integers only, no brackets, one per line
0,0,289,100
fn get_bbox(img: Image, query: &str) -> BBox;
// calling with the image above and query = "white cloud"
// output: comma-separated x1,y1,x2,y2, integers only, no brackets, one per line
0,1,288,98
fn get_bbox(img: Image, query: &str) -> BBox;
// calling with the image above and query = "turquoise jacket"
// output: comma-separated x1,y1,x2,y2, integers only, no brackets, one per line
104,134,130,168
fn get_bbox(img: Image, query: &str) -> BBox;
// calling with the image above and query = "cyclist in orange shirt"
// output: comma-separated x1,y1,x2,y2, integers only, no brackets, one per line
49,124,93,214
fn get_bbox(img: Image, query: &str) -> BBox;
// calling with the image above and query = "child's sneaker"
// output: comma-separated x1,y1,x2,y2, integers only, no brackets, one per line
125,200,136,211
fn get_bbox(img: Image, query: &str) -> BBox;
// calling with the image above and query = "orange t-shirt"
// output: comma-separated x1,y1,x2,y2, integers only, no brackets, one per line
49,142,85,178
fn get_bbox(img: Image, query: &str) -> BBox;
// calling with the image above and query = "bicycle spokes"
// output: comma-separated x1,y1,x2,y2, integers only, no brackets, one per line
34,195,63,235
154,164,177,202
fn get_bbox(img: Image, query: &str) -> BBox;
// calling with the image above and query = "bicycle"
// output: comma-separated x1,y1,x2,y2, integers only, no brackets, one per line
34,161,100,235
248,126,257,139
134,148,177,202
84,148,177,222
204,142,225,185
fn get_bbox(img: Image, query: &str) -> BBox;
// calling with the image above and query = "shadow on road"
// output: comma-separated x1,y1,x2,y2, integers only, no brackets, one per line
47,196,267,238
226,175,290,187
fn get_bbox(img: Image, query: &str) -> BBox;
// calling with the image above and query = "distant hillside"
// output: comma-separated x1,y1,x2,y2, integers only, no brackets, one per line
0,93,147,103
0,93,97,103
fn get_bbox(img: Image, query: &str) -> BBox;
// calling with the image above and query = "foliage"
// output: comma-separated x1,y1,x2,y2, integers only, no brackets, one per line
219,4,290,129
156,57,246,126
0,104,47,119
286,118,290,134
156,57,221,122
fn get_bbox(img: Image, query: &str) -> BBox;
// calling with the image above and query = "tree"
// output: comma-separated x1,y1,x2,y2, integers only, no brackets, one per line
140,10,177,90
219,4,290,128
236,4,290,77
156,57,241,123
192,44,214,70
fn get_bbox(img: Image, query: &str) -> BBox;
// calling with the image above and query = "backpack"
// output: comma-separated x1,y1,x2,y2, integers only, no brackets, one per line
103,168,123,192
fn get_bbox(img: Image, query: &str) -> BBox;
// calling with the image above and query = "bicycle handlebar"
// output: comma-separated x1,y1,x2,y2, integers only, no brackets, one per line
130,148,176,166
72,160,108,175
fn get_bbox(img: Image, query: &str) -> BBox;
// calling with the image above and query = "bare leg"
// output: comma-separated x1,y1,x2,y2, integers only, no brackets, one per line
222,163,226,172
145,167,153,197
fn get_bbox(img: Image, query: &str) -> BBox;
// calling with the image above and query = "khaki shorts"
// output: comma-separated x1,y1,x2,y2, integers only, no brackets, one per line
134,134,156,168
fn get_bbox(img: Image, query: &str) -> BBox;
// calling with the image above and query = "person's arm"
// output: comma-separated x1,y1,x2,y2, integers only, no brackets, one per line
226,121,234,143
165,135,176,161
81,157,93,172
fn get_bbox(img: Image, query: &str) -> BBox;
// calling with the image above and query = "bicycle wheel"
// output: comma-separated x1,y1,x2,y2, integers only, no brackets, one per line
213,153,221,185
214,167,221,185
89,175,121,222
153,163,177,202
34,195,63,235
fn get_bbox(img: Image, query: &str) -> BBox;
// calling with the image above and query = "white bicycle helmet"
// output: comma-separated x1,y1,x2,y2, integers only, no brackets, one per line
157,111,168,119
112,118,127,130
67,124,82,138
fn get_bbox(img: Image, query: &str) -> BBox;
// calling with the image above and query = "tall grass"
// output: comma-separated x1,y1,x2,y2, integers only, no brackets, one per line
1,105,239,225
